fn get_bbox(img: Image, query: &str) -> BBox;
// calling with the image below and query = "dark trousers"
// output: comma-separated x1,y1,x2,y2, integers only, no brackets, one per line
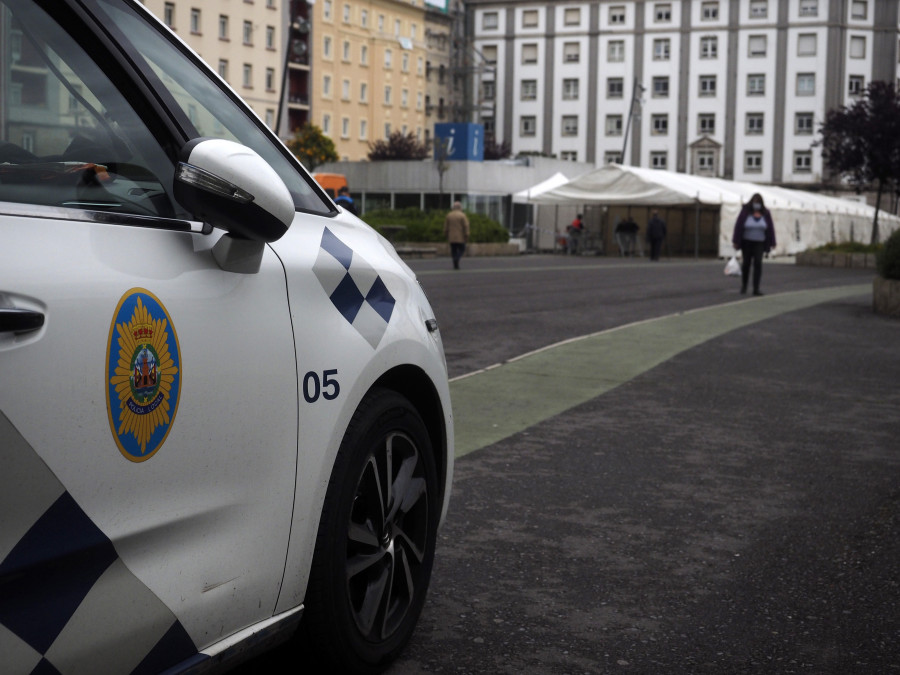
450,242,466,268
649,238,663,261
740,240,766,292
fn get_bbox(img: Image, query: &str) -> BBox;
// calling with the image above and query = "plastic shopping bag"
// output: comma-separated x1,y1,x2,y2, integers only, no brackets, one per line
724,256,741,277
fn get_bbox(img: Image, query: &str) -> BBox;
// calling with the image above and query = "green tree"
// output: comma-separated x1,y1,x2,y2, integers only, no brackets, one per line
367,131,429,161
817,81,900,244
286,123,338,172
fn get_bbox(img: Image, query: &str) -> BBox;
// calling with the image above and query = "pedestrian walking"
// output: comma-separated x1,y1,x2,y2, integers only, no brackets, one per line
567,214,584,255
444,201,470,270
646,210,667,261
731,193,776,296
334,185,358,215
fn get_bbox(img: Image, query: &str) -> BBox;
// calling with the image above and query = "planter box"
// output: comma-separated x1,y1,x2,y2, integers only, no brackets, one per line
795,251,877,269
393,242,520,258
873,276,900,318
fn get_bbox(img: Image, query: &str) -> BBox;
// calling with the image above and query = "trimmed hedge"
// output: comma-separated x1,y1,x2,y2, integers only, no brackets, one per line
363,207,509,244
877,229,900,280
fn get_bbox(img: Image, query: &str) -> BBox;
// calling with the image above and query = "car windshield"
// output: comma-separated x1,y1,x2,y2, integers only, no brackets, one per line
95,0,329,214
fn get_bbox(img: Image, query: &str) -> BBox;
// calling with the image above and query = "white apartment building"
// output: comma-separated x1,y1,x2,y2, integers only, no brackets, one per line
468,0,900,185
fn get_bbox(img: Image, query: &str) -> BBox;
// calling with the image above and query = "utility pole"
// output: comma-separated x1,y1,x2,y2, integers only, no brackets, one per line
621,78,644,164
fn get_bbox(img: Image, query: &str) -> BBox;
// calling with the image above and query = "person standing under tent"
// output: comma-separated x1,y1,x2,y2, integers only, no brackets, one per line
731,193,776,295
646,210,667,261
567,214,584,255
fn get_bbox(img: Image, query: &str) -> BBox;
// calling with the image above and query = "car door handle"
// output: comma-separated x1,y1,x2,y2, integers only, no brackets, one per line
0,308,45,333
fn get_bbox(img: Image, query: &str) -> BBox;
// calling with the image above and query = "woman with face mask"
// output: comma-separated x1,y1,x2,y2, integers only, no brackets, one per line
731,192,777,296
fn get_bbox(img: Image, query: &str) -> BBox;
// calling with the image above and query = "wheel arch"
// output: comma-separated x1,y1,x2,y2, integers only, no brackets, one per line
373,365,449,510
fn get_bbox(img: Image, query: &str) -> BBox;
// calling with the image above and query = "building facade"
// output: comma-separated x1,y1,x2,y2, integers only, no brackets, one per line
467,0,900,185
144,0,286,131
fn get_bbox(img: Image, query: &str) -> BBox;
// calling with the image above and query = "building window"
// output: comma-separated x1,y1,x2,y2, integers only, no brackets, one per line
609,5,626,24
384,48,392,68
652,114,669,135
323,0,332,20
360,82,368,102
402,52,409,72
323,74,332,96
561,151,578,161
522,43,538,64
265,67,275,91
698,113,716,135
359,120,367,139
265,109,274,129
849,75,865,96
652,76,669,97
522,9,538,28
745,151,762,172
242,63,252,88
799,0,818,17
342,41,351,61
394,19,401,36
384,123,391,138
242,20,252,44
377,15,384,32
749,0,767,18
562,115,578,136
218,15,228,40
563,42,580,63
482,81,495,101
797,34,816,56
266,25,275,49
653,38,670,60
794,151,812,172
606,114,623,136
650,152,668,169
654,3,672,22
564,8,581,25
797,73,815,95
342,79,350,100
384,85,391,105
849,36,866,58
482,11,498,30
701,2,719,20
748,35,767,56
323,36,332,58
482,45,498,64
361,9,368,27
608,40,625,62
748,74,766,95
217,59,228,80
851,1,867,19
190,8,201,34
520,116,537,136
341,117,350,138
697,150,715,173
746,112,764,134
699,75,716,96
342,3,350,23
322,114,331,135
521,79,537,100
562,78,580,100
401,89,409,107
605,151,623,164
700,36,718,59
164,2,174,27
608,77,624,98
795,112,814,134
417,91,423,109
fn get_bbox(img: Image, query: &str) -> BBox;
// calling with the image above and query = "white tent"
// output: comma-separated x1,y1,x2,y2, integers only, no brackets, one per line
524,164,900,257
512,172,570,202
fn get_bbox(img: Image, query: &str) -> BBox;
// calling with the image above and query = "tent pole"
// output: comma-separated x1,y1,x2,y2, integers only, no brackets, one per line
695,199,700,259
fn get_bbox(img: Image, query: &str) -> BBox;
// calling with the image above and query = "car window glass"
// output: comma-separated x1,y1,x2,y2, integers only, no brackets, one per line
0,0,182,219
96,0,331,214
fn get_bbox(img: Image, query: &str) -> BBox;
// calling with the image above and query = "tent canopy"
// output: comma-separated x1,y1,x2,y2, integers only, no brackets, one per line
512,171,570,203
519,164,899,256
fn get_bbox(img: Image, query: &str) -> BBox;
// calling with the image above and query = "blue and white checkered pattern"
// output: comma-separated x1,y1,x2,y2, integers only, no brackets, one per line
0,412,198,675
313,227,396,348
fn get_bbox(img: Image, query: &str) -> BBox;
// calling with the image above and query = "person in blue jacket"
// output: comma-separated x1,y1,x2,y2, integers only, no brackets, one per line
335,185,358,215
732,193,776,296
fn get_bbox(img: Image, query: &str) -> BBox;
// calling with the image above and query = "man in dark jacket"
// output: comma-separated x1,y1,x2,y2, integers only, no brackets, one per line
646,210,667,261
334,185,358,215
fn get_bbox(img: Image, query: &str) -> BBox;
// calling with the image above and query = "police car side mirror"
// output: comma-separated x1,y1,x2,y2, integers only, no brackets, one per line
174,138,295,243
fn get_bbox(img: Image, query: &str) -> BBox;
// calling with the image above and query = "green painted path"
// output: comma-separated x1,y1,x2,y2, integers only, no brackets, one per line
449,284,869,458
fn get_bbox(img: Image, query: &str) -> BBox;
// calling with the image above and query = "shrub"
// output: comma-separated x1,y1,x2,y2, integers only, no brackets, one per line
816,241,882,254
876,228,900,280
363,208,508,243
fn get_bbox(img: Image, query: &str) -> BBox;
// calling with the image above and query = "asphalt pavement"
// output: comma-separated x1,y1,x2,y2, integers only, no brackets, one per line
238,254,899,674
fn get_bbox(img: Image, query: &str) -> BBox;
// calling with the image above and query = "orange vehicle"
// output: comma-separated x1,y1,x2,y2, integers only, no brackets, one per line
312,172,348,199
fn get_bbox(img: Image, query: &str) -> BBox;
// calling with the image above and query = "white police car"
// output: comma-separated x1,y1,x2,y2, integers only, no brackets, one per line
0,1,453,672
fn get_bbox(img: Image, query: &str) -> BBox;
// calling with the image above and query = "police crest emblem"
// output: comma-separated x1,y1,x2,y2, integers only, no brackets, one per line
106,289,181,461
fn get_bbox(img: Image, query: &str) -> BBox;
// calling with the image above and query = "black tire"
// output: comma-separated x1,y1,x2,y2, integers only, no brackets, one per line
300,388,438,674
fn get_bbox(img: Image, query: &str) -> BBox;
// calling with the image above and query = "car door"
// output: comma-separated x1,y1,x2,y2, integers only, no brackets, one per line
0,1,299,671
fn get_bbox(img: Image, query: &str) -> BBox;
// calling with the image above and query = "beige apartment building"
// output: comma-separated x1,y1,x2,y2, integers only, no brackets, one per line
143,0,285,130
313,0,436,161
